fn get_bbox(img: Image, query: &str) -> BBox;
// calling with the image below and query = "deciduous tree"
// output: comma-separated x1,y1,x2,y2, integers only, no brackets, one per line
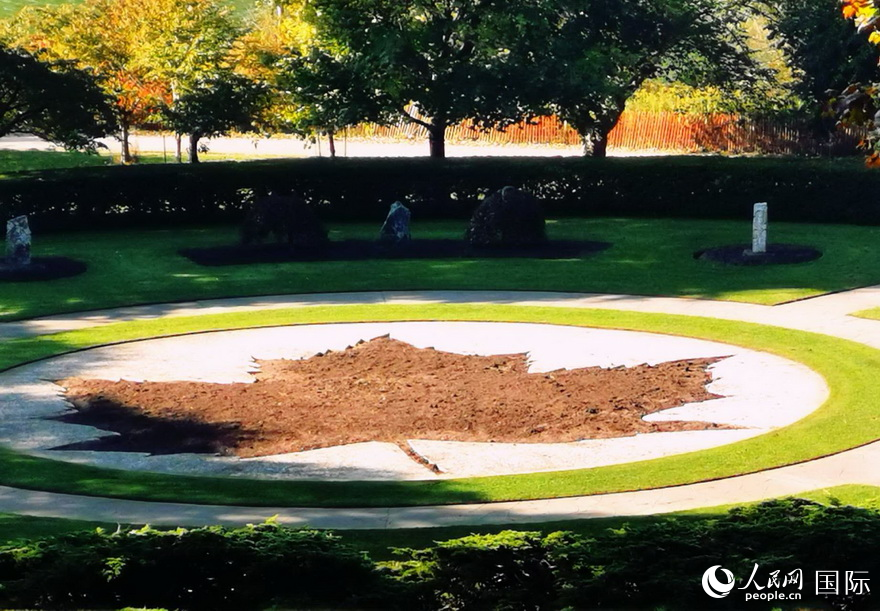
0,45,114,149
530,0,759,157
162,71,268,162
300,0,543,158
2,0,243,163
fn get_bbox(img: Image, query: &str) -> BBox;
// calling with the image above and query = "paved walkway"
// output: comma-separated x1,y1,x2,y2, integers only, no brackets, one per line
1,288,879,528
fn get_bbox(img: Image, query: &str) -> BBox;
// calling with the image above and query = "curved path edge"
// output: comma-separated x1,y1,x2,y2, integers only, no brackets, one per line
2,288,880,528
3,440,880,529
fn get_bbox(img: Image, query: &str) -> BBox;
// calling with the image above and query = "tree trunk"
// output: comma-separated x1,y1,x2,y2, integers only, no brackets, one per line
428,122,447,159
175,133,182,163
327,130,336,159
581,130,609,158
188,133,200,164
121,122,132,164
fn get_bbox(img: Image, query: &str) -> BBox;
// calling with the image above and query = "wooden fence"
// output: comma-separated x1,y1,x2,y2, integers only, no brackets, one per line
345,111,864,155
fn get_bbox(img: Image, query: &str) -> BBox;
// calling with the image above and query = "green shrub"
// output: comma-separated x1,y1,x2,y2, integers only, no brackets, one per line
2,500,878,610
0,522,399,610
2,157,880,232
388,530,562,610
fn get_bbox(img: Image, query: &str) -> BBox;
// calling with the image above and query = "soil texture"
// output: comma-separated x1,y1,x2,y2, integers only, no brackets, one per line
0,257,87,282
180,238,610,266
54,336,728,458
696,244,822,266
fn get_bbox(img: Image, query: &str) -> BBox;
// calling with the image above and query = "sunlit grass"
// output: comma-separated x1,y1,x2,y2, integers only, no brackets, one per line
1,218,880,321
852,307,880,321
0,303,877,508
0,149,110,176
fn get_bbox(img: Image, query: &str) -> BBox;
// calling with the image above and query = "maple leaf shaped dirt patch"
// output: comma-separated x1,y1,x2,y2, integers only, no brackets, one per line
54,336,730,457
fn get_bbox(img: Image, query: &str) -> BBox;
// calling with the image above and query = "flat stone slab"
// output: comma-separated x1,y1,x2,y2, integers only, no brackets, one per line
0,322,828,481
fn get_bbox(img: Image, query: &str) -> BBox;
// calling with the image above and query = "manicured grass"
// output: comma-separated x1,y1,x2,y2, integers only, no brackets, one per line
853,307,880,321
0,149,299,176
0,303,878,507
0,149,110,176
3,218,880,321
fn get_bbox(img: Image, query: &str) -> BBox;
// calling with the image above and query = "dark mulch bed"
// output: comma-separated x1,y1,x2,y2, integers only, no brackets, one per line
0,257,87,282
180,239,611,267
695,244,822,266
54,337,726,458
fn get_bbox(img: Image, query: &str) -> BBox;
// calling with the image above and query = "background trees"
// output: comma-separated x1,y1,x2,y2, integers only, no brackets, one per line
162,71,267,162
298,0,544,158
0,45,114,148
1,0,872,160
765,0,878,133
526,0,759,157
1,0,246,162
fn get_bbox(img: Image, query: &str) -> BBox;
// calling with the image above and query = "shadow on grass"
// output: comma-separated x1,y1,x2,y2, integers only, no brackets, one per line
3,218,880,322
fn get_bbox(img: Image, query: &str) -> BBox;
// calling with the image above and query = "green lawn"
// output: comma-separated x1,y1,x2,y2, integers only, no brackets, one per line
1,303,878,507
853,307,880,320
0,149,110,176
2,218,880,321
0,148,302,177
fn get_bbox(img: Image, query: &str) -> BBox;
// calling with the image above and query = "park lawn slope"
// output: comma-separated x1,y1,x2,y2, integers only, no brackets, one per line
2,218,880,321
0,304,877,507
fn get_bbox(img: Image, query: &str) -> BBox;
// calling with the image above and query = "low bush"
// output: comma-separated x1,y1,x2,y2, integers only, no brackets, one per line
0,522,400,610
2,157,880,231
1,500,878,610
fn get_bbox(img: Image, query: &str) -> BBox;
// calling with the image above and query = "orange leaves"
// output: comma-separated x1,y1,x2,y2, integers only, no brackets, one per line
842,0,874,20
865,151,880,167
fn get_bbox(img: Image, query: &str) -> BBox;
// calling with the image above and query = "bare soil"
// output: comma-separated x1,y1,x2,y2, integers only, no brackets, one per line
55,336,728,457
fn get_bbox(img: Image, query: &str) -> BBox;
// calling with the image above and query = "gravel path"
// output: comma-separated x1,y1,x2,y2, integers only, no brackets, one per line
0,288,878,527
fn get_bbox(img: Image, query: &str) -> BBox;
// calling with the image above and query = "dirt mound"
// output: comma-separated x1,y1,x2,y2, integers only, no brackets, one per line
55,336,728,458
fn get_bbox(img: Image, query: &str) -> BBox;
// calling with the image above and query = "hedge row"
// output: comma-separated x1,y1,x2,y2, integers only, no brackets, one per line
1,499,877,610
1,157,879,231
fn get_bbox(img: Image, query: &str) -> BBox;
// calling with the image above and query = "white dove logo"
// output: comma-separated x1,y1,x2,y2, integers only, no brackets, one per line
702,565,736,598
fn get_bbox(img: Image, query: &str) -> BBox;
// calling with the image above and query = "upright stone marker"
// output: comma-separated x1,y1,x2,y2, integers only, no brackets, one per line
752,202,768,254
379,201,411,244
5,215,31,267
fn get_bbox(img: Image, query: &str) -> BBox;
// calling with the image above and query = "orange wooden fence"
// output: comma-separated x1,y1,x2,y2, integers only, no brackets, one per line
345,111,863,155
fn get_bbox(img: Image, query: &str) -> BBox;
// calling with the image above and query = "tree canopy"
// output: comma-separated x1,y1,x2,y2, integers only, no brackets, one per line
523,0,759,156
1,0,244,162
0,45,114,149
162,71,268,162
298,0,544,158
765,0,878,113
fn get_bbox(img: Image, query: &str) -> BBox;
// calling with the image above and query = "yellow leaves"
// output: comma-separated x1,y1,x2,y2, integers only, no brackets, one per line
870,31,880,43
842,0,877,22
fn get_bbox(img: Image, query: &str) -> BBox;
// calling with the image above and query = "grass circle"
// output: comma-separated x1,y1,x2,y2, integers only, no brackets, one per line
0,302,876,508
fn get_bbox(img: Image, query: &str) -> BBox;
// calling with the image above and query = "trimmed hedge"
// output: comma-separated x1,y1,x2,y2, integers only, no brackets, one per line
1,500,878,610
2,156,880,231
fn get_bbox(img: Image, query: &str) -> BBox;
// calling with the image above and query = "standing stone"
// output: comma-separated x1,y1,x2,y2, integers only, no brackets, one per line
241,192,328,248
379,202,411,244
751,202,768,254
465,186,546,247
5,215,31,267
